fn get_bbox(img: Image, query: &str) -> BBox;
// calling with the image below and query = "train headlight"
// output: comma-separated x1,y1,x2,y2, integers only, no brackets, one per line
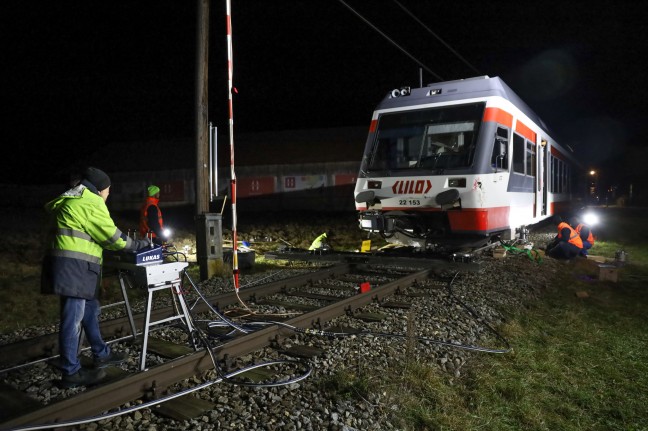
582,212,599,226
360,219,374,229
448,178,466,188
390,87,411,98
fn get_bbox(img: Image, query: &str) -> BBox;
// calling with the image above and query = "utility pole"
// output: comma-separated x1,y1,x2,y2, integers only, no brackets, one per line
195,0,223,281
195,0,210,215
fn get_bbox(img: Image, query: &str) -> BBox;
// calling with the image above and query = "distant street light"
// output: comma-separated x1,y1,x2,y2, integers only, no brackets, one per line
589,170,598,203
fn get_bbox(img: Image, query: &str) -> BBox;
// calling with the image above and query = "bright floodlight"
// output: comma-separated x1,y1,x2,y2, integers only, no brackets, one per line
163,228,172,238
583,212,599,226
590,170,596,175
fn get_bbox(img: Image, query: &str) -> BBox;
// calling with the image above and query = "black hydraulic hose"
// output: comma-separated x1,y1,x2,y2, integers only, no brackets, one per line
443,272,511,352
6,360,311,431
238,271,511,354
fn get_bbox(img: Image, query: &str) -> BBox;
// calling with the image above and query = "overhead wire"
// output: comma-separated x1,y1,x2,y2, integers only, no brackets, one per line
337,0,484,82
392,0,482,75
336,0,443,81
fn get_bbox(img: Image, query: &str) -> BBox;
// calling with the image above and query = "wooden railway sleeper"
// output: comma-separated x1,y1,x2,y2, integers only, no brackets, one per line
269,336,282,350
344,305,354,316
143,380,159,402
113,326,126,339
43,343,56,358
220,353,235,372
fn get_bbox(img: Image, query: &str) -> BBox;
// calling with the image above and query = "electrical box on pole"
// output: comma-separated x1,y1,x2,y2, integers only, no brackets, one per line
195,213,224,281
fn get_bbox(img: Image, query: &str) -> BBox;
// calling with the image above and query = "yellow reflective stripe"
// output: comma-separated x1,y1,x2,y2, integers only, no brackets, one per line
111,229,123,244
56,228,93,242
50,249,102,265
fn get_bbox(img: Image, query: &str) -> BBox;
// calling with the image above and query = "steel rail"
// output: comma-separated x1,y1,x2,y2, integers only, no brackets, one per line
0,265,350,368
1,266,435,429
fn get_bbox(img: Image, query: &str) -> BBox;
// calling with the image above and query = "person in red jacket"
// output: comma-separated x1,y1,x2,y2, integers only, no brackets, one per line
139,185,166,245
546,216,583,260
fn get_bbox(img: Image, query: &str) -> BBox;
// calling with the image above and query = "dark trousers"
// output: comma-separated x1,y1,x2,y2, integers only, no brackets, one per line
547,242,582,260
59,296,111,375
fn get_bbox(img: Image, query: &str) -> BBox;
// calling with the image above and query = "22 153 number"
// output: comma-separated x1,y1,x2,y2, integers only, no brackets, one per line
399,199,421,206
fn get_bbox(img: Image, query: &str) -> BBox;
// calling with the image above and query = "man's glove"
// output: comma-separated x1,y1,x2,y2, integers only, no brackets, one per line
131,238,151,251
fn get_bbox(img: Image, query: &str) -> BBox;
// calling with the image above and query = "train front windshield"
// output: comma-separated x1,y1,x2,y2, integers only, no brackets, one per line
367,103,485,172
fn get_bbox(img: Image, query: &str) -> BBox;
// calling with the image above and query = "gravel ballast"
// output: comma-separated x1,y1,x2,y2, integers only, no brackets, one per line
1,227,570,430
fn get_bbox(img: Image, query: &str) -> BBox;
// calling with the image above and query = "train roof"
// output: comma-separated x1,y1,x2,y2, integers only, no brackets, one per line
376,76,553,137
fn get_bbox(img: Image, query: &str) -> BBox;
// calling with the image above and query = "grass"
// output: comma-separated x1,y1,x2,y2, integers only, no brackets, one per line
0,226,57,332
367,207,648,430
453,273,648,431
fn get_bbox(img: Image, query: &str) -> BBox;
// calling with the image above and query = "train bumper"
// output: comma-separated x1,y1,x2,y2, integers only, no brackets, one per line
359,211,394,233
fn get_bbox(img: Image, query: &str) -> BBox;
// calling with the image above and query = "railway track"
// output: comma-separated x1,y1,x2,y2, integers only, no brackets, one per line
0,260,480,430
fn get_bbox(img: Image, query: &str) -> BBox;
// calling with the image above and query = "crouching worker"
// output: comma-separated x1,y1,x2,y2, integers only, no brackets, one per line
41,167,151,388
573,217,595,256
545,216,583,260
308,232,332,253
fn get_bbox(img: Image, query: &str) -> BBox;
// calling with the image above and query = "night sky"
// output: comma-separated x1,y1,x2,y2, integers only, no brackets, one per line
4,1,647,185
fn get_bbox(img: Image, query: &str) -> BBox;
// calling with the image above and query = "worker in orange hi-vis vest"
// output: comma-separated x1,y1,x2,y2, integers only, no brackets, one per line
546,215,583,260
572,216,595,257
139,185,167,245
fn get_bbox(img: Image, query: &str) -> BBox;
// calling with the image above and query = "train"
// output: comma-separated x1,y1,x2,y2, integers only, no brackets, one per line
353,75,584,251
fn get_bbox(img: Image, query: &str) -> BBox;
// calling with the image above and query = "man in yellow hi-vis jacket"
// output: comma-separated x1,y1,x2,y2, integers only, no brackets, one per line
42,167,150,388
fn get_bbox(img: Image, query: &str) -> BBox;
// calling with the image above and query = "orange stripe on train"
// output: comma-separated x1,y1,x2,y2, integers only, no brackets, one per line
483,107,513,128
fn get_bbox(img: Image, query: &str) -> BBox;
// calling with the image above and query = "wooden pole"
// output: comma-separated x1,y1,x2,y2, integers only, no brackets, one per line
195,0,221,281
195,0,210,215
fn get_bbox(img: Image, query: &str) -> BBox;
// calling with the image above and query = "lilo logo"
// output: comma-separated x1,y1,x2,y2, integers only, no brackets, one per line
391,180,432,194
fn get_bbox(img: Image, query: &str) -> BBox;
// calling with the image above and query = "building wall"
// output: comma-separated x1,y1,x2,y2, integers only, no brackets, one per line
108,161,360,212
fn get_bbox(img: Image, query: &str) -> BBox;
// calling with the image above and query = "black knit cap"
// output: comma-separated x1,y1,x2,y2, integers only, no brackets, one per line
83,167,111,191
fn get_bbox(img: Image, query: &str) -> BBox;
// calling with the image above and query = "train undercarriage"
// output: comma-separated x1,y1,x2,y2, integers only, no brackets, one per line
358,209,510,253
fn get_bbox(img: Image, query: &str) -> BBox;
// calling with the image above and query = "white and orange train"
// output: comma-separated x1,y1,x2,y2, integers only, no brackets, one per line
354,75,584,251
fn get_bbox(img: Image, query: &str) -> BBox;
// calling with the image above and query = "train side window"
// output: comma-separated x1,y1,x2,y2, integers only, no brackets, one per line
526,141,536,177
551,156,558,193
555,158,563,193
512,133,525,174
491,127,509,171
